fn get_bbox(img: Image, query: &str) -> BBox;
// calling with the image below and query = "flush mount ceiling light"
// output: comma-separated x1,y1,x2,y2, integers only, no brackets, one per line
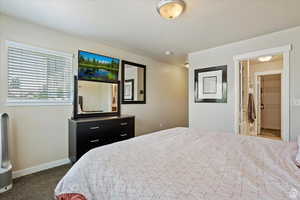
258,56,273,62
165,50,174,55
157,0,186,20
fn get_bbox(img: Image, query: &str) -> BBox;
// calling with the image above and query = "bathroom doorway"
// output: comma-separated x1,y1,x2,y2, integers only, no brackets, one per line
237,52,286,140
234,45,291,141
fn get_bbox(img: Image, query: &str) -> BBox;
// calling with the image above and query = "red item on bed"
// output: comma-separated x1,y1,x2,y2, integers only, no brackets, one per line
56,193,87,200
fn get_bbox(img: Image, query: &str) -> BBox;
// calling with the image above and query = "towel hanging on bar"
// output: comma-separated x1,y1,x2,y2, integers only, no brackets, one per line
248,93,256,124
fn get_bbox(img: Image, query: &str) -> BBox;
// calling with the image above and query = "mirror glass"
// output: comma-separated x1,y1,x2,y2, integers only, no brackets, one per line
122,62,146,103
78,80,118,114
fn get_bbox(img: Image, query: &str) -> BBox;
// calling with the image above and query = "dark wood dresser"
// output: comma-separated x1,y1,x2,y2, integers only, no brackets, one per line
69,115,135,162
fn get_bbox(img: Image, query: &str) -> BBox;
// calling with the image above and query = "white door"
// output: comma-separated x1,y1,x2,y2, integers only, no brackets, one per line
239,62,247,135
256,76,262,135
239,62,243,134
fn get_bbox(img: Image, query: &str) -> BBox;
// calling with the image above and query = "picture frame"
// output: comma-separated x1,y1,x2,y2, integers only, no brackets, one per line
194,65,227,103
124,79,134,100
78,50,120,83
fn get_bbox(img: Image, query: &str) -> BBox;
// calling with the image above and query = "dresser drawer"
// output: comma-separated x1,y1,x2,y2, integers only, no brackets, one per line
86,137,107,150
77,131,109,145
69,116,135,162
77,137,108,158
119,118,134,131
116,118,134,140
117,130,132,140
76,121,114,156
79,120,117,135
78,121,106,134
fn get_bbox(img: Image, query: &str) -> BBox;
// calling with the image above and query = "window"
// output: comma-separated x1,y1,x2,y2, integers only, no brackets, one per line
6,41,73,105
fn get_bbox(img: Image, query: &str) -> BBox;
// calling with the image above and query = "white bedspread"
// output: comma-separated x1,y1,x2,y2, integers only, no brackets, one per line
55,128,300,200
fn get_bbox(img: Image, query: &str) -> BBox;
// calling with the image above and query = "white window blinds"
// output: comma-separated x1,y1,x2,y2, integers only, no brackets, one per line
7,41,73,105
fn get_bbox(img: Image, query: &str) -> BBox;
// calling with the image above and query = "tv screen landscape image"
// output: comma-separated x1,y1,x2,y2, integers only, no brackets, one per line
78,51,120,82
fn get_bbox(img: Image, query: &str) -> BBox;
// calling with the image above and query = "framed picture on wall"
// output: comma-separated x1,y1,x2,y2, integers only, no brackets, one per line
194,65,227,103
124,79,134,100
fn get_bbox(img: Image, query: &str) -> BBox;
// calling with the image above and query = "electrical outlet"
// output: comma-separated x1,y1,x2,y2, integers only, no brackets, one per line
159,123,163,128
294,99,300,106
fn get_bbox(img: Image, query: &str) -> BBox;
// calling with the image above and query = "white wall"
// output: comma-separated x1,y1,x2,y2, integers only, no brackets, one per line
0,14,188,171
189,25,300,141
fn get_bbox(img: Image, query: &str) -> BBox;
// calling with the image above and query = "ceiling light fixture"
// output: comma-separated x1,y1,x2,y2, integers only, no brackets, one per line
157,0,186,20
258,56,272,62
165,50,174,55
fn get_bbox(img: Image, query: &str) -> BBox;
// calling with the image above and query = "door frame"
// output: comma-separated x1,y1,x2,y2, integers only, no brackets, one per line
254,70,282,137
233,45,291,142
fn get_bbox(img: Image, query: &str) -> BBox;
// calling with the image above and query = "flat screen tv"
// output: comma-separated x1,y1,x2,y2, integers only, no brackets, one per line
78,50,120,82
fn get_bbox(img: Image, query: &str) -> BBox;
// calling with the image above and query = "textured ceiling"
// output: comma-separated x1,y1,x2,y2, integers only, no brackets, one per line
1,0,300,66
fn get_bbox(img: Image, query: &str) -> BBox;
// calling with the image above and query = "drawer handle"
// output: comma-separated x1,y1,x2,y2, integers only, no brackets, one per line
90,126,100,130
120,122,128,126
120,133,127,137
90,139,100,143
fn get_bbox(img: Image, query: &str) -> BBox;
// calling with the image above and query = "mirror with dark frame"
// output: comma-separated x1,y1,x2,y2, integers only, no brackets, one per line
73,77,120,119
121,60,146,104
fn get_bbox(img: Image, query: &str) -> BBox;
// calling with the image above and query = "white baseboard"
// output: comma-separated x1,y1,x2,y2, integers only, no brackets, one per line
12,158,70,179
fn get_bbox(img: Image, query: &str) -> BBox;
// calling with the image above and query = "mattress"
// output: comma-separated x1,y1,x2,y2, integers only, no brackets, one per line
55,127,300,200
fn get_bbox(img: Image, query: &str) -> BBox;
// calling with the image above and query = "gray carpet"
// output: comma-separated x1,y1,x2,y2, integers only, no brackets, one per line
0,164,71,200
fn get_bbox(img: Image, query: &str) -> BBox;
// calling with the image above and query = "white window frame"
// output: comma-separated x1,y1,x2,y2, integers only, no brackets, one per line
5,41,74,106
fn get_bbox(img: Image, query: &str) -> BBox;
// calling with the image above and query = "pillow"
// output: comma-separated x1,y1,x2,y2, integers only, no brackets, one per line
296,136,300,167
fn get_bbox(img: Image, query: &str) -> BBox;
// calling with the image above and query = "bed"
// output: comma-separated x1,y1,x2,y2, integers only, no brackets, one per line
55,127,300,200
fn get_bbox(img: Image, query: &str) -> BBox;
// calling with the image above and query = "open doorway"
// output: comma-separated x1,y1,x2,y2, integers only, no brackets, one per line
257,73,282,139
234,45,291,142
239,55,283,139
